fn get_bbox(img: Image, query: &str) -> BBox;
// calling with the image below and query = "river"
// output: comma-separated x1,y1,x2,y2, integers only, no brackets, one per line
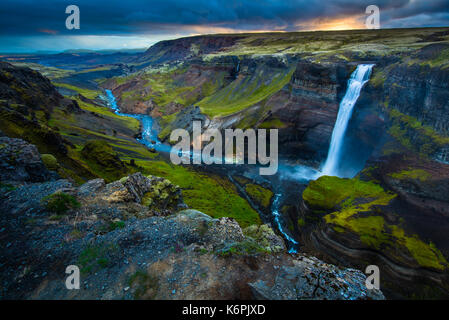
102,64,374,254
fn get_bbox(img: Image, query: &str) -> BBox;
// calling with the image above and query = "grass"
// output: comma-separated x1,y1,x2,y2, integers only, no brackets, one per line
42,192,80,214
75,98,140,132
81,140,128,182
52,83,101,99
198,67,295,118
112,65,228,115
77,243,116,274
99,220,126,233
201,28,449,60
135,160,261,228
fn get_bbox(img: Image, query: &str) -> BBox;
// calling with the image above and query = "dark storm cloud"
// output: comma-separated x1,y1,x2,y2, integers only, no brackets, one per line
0,0,448,36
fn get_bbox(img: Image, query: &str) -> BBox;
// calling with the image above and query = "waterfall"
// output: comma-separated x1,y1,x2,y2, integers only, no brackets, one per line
321,64,374,177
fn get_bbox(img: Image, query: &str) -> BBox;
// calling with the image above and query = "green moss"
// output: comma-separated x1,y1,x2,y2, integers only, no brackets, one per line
391,226,448,270
141,176,181,211
345,216,390,249
258,118,287,129
41,154,59,170
243,224,283,252
42,192,80,214
244,183,274,208
389,169,431,182
304,176,447,270
303,176,394,249
303,175,393,211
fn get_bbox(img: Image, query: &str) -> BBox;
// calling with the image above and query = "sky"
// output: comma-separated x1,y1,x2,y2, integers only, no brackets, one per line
0,0,448,52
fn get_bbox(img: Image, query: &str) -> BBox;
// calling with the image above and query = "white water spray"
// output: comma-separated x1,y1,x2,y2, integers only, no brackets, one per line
321,64,374,177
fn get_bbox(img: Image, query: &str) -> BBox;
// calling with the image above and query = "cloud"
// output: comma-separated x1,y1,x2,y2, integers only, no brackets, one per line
0,0,447,51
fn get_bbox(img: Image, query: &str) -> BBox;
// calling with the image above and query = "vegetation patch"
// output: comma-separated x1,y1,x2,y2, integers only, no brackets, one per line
77,243,117,274
391,226,448,270
141,176,182,211
53,83,100,99
198,67,295,118
389,169,431,182
243,224,283,253
258,118,287,129
302,175,394,211
215,238,270,257
41,153,59,170
387,108,449,158
135,160,261,227
244,184,273,209
128,270,159,299
42,192,80,214
98,220,126,233
81,140,128,182
303,176,448,269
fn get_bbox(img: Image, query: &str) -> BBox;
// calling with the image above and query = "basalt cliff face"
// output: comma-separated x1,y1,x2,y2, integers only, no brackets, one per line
106,31,449,167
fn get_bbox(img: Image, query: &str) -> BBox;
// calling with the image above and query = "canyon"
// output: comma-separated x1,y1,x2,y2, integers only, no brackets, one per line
1,27,449,299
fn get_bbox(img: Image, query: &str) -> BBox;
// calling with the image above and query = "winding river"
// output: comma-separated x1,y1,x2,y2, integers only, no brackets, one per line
102,64,374,254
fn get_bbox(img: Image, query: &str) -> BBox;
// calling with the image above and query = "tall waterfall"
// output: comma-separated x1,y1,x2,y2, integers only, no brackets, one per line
321,64,374,177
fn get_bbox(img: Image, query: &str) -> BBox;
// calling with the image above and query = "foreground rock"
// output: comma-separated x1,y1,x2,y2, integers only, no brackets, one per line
0,136,54,183
0,163,384,299
249,256,384,300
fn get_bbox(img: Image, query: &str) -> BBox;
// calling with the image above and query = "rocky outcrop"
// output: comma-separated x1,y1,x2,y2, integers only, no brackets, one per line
0,61,80,116
159,105,209,142
136,35,243,65
384,52,449,136
0,136,53,183
76,172,186,217
298,173,449,299
249,255,384,300
0,139,383,300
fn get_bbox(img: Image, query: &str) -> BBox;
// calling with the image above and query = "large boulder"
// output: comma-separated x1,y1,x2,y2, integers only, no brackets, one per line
249,256,384,300
0,136,52,183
